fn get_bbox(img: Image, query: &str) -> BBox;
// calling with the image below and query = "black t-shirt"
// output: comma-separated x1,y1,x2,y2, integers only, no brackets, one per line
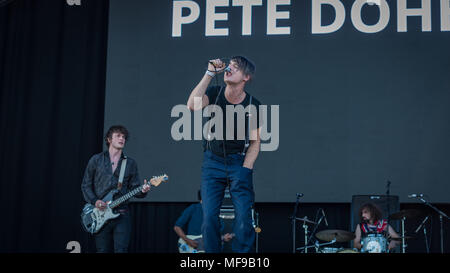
202,85,263,157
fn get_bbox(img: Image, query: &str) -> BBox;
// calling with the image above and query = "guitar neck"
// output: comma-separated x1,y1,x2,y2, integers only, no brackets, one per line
109,186,143,209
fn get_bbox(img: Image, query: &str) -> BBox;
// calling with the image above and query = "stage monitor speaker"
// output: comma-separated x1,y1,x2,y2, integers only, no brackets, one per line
351,195,400,249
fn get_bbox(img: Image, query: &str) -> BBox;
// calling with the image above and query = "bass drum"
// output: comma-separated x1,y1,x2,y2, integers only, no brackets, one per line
361,234,388,253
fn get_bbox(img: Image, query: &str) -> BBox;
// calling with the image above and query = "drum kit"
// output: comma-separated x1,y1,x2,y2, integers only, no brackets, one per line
295,209,426,254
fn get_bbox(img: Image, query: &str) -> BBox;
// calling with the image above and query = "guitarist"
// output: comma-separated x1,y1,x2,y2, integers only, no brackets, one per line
174,190,233,252
81,125,150,253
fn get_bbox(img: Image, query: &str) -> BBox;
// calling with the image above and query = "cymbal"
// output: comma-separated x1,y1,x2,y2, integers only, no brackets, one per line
389,210,424,220
294,217,318,225
316,229,356,243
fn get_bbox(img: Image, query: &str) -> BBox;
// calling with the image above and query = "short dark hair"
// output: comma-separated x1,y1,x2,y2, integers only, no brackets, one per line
104,125,129,147
230,55,255,81
359,202,383,223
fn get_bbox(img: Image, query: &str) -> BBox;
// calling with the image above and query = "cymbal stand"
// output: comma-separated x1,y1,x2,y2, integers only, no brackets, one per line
417,196,450,253
415,215,430,253
291,193,302,253
401,216,406,253
297,238,337,252
301,218,309,253
305,208,324,248
386,180,392,252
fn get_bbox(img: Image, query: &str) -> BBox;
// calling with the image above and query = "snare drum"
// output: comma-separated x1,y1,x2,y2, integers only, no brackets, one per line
337,248,359,253
317,247,342,253
361,234,387,253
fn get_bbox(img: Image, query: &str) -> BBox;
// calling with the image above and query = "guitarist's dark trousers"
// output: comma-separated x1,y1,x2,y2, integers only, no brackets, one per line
201,150,256,253
95,210,130,253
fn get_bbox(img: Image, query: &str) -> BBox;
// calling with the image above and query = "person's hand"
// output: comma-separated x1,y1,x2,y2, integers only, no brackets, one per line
186,239,199,249
222,233,233,242
388,241,397,251
208,58,226,75
95,200,107,211
142,179,151,193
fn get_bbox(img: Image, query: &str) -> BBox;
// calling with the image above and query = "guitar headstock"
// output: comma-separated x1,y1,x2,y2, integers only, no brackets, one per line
149,174,169,187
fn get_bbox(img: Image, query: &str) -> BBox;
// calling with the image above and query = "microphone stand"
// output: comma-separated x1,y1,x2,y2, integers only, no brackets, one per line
291,193,301,253
415,216,430,253
386,181,393,252
417,196,449,253
424,222,430,253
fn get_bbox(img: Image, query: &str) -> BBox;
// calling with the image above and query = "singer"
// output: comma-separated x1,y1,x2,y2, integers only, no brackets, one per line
186,56,262,253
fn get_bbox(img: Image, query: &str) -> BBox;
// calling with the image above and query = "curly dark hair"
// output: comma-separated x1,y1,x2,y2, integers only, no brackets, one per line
104,125,129,148
359,202,383,223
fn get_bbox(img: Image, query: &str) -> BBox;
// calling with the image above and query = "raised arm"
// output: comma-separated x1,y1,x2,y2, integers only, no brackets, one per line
187,59,225,111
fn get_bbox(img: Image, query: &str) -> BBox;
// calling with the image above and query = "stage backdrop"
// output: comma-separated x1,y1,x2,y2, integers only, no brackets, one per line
105,0,450,203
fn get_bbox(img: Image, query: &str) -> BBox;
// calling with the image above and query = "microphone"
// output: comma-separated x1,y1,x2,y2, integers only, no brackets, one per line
208,60,228,72
321,208,329,227
415,215,429,233
408,193,424,198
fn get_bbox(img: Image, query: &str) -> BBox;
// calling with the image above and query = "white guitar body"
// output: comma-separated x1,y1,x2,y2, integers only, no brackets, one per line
178,233,236,253
178,235,204,253
89,202,121,233
81,190,121,234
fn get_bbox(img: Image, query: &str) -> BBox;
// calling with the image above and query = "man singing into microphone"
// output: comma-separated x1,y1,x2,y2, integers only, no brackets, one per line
186,56,262,253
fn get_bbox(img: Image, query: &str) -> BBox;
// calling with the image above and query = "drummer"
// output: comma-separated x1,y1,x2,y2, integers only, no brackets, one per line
353,203,401,252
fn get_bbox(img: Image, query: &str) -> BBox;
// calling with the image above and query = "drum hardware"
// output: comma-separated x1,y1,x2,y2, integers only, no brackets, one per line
296,238,337,253
303,208,328,252
389,209,424,253
315,229,356,243
410,195,450,254
414,215,430,253
290,193,304,253
401,216,406,253
293,217,319,225
386,180,392,254
310,229,355,253
390,209,424,220
388,236,415,241
297,216,318,253
289,193,323,254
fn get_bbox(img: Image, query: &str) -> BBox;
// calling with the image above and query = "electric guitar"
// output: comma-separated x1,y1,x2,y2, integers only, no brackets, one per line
178,235,205,253
81,174,168,234
178,233,235,253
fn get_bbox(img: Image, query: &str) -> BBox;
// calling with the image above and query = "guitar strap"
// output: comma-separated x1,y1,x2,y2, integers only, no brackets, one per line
117,156,127,190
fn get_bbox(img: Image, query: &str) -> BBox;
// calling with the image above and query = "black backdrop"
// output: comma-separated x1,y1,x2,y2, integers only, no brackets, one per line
0,0,109,252
0,0,449,253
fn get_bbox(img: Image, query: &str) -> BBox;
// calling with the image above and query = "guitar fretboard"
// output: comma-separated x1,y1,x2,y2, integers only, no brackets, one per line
109,186,143,209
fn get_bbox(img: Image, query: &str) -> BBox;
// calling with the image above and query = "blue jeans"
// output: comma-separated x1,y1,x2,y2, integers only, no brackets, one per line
94,211,131,253
201,150,255,253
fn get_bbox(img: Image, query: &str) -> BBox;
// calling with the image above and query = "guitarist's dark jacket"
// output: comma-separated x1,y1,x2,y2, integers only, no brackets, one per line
81,151,147,205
